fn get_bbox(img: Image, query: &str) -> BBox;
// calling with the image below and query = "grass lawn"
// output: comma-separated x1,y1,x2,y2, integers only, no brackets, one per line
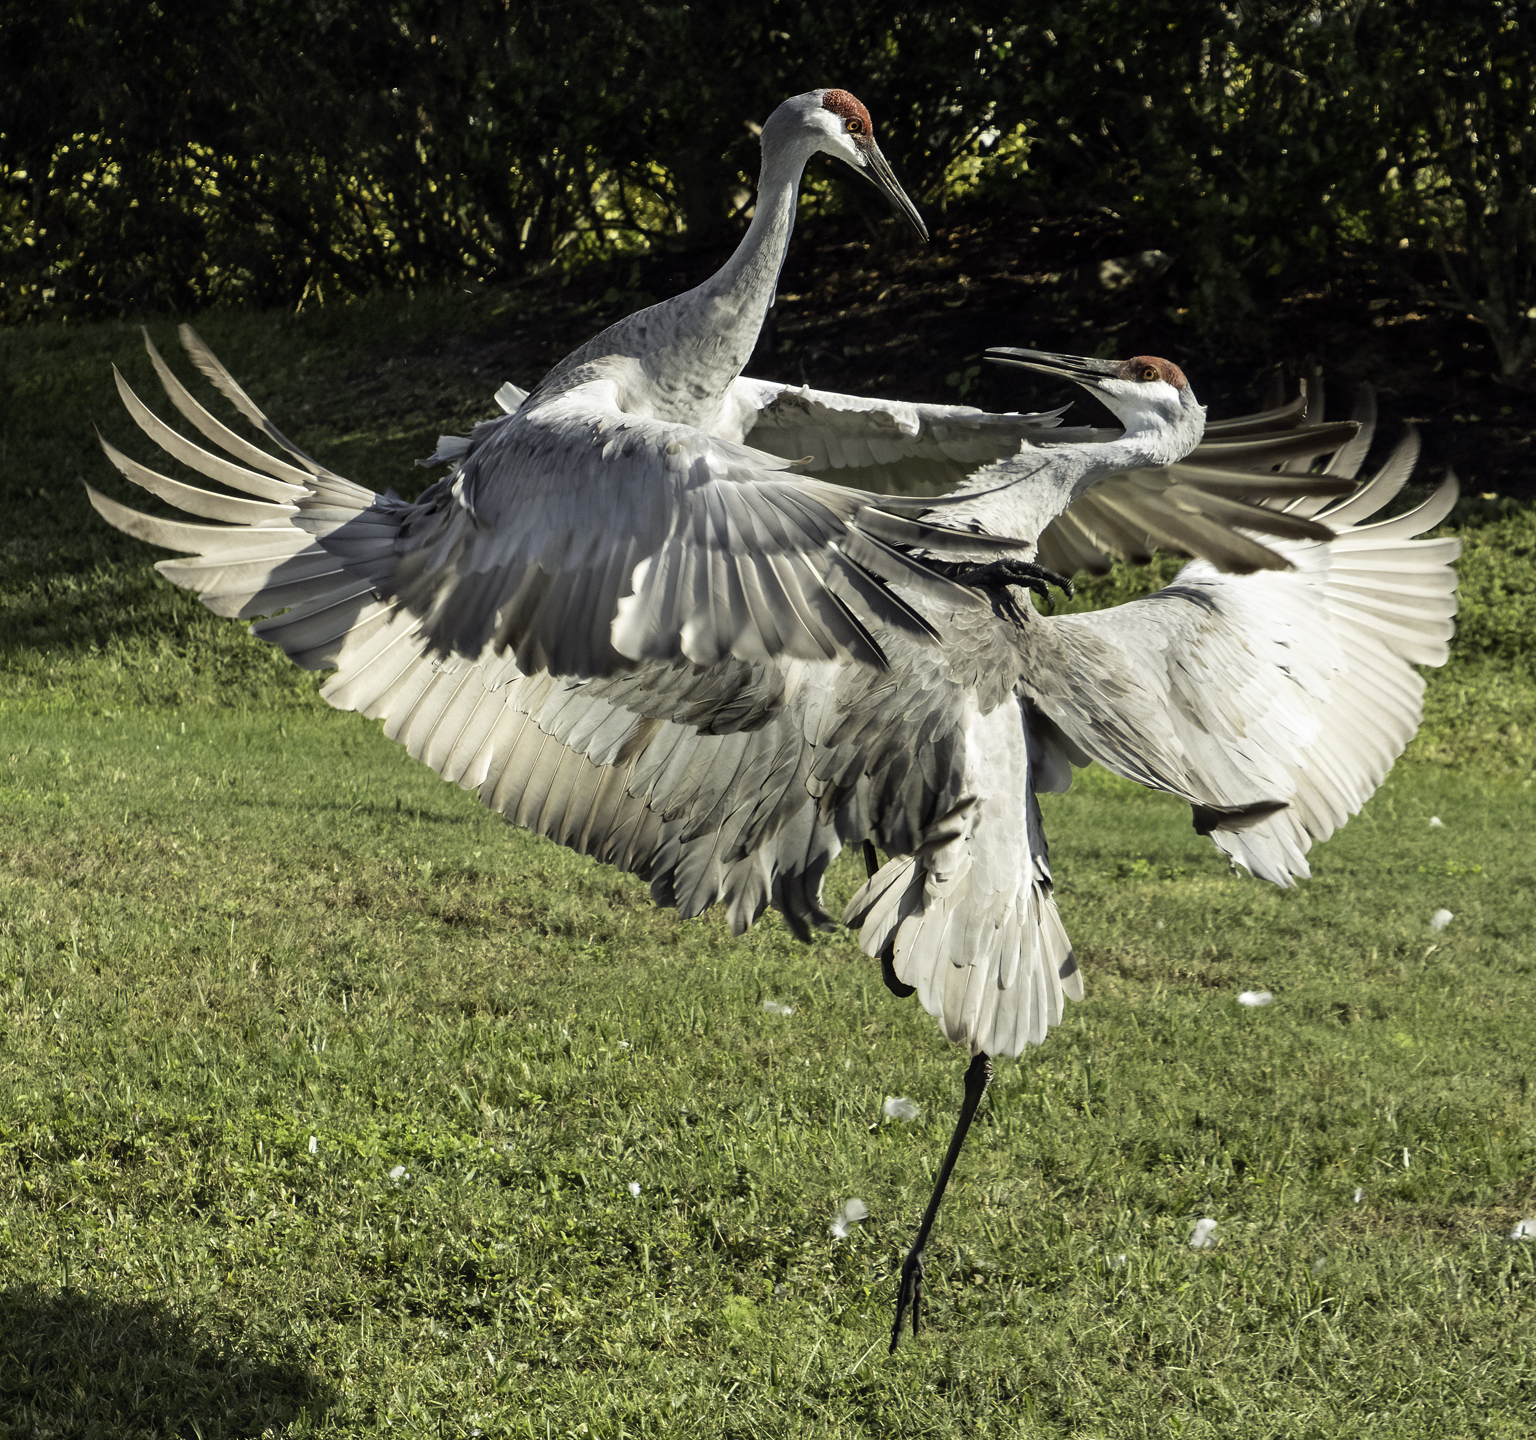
2,298,1534,1437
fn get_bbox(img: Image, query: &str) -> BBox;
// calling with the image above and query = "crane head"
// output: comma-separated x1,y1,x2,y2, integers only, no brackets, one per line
765,89,928,242
986,348,1207,461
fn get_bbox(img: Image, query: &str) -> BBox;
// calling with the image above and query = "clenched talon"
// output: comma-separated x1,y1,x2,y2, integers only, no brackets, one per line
934,557,1075,612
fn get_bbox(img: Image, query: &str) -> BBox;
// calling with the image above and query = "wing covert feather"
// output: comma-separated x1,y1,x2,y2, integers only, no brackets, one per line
733,370,1375,577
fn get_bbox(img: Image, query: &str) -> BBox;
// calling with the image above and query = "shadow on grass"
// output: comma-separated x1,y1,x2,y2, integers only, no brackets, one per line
0,1284,333,1438
0,538,192,663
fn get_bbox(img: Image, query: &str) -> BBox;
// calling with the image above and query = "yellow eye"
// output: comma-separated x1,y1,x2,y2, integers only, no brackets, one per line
846,117,864,135
1140,365,1158,382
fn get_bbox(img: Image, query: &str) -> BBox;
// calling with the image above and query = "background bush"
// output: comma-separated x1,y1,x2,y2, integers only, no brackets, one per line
1,1,1531,378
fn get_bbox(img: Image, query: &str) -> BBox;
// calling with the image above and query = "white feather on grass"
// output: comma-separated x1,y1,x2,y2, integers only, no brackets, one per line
830,1198,870,1239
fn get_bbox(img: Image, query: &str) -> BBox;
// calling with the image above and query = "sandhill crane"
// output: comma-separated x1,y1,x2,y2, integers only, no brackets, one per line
230,86,1047,681
88,320,1459,1348
78,55,1463,1363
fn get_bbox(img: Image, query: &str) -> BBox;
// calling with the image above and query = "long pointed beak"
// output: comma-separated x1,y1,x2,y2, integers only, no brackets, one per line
986,347,1119,390
856,142,928,242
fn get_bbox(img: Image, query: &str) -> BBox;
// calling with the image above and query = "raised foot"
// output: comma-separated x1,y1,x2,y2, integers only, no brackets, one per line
889,1245,925,1352
940,557,1075,612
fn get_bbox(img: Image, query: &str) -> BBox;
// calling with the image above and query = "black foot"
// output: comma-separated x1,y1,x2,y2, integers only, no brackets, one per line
890,1245,925,1352
936,557,1075,613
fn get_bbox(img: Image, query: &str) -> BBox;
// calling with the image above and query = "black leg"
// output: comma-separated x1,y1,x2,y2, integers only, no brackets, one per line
863,841,916,998
890,1050,993,1352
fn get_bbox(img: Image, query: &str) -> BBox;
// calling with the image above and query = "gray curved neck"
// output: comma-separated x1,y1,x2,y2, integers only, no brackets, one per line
936,433,1176,556
667,143,804,405
532,140,806,430
706,143,803,311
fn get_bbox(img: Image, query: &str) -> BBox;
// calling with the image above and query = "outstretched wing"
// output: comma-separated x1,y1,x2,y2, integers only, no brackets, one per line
96,327,1023,681
734,370,1365,576
92,350,1083,1060
1015,444,1460,882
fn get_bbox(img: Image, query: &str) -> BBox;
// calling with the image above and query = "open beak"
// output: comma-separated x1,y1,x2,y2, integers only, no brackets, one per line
986,348,1119,391
854,142,928,242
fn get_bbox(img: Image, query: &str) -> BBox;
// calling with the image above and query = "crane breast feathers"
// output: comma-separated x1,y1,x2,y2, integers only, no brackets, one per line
843,700,1082,1058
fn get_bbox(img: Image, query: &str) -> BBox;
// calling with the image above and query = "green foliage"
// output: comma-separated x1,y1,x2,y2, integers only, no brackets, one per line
970,3,1533,362
975,2,1354,328
3,2,1530,373
1414,499,1536,774
1377,8,1536,378
0,0,1016,320
1446,504,1536,670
